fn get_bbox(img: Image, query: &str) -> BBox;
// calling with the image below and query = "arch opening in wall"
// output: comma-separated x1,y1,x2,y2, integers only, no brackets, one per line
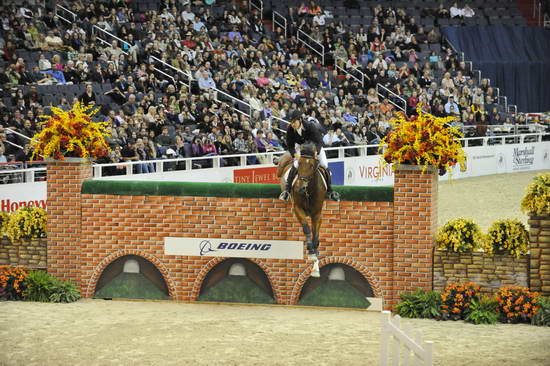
298,263,373,309
94,255,169,300
198,258,274,304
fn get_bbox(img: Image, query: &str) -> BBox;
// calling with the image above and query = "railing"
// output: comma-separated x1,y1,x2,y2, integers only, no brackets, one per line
150,55,192,90
0,132,548,183
544,13,550,27
0,163,47,184
334,56,365,87
380,311,434,366
55,4,77,23
497,95,508,113
249,0,263,18
297,29,325,65
508,104,518,114
376,84,407,112
272,11,288,38
534,0,542,26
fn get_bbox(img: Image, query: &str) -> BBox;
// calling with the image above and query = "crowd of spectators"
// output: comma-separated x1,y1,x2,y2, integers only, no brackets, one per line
0,0,531,176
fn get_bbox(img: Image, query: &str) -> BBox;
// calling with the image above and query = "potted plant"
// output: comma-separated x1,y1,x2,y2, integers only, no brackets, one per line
30,101,111,161
379,105,466,175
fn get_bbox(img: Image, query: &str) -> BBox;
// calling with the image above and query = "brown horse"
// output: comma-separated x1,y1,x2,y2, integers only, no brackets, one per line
278,143,327,277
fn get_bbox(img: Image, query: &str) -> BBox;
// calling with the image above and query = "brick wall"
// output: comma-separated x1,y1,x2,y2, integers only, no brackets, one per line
47,162,439,310
46,159,92,282
0,238,47,268
433,250,529,295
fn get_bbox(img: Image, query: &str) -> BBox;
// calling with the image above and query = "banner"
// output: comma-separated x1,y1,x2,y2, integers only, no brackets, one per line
344,156,394,186
164,237,304,259
0,182,47,213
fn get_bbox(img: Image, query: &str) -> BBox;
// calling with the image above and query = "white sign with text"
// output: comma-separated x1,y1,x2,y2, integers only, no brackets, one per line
164,237,304,259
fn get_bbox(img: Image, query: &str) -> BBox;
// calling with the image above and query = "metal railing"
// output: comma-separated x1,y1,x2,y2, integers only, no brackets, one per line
534,0,543,26
249,0,263,18
508,104,518,114
297,29,325,65
1,132,548,183
376,84,407,112
272,11,288,39
55,4,77,23
334,56,365,87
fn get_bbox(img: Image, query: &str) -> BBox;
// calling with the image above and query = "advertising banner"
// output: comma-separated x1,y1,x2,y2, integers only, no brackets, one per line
0,182,47,213
164,237,304,259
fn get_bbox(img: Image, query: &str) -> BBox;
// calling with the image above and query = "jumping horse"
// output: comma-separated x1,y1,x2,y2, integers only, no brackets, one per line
277,143,328,277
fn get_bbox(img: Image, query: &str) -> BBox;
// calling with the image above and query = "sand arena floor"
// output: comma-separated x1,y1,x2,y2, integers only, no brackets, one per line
1,170,549,366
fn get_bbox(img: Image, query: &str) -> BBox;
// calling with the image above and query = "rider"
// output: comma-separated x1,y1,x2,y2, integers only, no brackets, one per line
279,114,341,202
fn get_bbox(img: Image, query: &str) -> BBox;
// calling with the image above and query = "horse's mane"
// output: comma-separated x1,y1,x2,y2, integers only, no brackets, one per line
301,143,316,158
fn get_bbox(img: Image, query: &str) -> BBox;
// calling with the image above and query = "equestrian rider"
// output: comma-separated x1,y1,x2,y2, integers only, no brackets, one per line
279,115,341,202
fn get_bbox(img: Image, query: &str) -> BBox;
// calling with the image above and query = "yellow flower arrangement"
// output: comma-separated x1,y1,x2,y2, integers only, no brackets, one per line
521,173,550,216
4,206,47,241
0,212,9,237
379,105,466,173
484,219,529,258
436,218,484,253
30,101,111,161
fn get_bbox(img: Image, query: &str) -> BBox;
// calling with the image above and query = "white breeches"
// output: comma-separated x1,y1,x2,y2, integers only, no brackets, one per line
293,147,328,169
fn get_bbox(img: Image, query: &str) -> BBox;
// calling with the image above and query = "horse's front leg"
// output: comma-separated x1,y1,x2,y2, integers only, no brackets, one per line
311,212,323,256
293,206,313,253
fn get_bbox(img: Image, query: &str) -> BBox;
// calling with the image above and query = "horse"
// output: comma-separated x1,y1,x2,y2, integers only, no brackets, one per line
277,143,327,277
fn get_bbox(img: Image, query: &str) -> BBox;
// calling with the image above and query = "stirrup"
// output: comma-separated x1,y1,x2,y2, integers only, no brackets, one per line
279,190,290,201
327,190,340,202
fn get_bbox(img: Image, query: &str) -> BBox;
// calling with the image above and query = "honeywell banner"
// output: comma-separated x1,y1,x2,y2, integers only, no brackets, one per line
0,182,47,212
164,237,304,259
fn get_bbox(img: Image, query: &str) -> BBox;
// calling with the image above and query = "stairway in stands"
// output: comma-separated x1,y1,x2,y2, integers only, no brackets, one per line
517,0,539,25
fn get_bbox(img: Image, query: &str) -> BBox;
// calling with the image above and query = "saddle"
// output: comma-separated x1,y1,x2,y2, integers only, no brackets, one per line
277,152,329,190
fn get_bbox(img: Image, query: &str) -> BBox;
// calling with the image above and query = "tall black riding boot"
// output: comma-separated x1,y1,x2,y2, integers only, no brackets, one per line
279,166,297,201
325,170,341,201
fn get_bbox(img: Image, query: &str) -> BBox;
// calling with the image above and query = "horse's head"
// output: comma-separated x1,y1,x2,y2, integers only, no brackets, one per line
296,144,318,195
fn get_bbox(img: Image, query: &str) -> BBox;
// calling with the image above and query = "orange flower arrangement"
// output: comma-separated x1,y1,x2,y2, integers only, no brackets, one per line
440,282,480,320
0,266,28,300
379,105,466,174
495,286,539,323
30,101,111,161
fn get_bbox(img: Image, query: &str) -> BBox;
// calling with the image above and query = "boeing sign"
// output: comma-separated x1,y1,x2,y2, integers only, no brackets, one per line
164,237,304,259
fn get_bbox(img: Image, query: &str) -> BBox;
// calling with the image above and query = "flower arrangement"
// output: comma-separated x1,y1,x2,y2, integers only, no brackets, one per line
521,173,550,216
4,206,47,241
30,101,111,161
436,218,484,253
496,286,539,323
379,105,466,173
440,282,480,320
484,219,529,258
0,266,28,300
0,211,9,237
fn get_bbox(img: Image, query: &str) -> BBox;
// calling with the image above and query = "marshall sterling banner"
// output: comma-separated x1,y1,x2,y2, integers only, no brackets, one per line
164,237,304,259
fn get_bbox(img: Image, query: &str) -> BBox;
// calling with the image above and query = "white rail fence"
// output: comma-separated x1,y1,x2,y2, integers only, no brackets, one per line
380,311,434,366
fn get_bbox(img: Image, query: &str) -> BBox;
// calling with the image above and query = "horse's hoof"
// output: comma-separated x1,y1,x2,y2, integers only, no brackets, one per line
311,270,320,278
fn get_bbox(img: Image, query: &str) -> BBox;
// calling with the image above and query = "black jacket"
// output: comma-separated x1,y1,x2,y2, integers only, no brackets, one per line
286,120,323,156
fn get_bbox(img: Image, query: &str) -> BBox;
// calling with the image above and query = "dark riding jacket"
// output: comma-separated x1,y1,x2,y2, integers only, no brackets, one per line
286,120,323,156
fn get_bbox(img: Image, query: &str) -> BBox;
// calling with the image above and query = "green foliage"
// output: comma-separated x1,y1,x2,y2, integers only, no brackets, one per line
531,296,550,327
49,280,81,303
396,289,441,319
24,270,80,303
466,297,499,325
24,270,56,302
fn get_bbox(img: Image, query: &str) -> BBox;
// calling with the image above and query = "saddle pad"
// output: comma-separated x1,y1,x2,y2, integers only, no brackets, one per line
284,168,327,190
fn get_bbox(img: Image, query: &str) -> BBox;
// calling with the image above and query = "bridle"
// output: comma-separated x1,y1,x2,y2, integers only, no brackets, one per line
296,155,318,198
